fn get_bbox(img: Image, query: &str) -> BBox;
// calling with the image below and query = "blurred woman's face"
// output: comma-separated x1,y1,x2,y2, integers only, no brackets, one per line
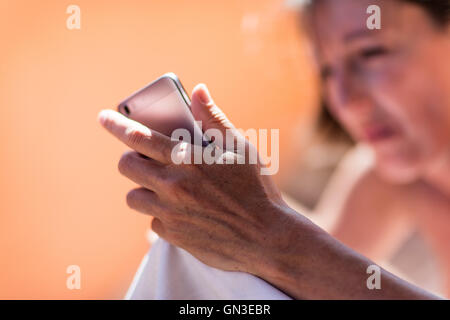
311,0,450,183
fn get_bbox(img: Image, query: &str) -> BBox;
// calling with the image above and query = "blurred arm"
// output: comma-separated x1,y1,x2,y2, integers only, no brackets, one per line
253,203,438,299
266,145,428,299
285,144,414,262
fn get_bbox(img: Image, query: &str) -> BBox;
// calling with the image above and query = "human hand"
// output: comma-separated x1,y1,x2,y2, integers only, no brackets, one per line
98,84,293,274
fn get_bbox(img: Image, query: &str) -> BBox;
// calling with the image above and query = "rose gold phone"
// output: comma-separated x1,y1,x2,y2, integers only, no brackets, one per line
117,73,206,146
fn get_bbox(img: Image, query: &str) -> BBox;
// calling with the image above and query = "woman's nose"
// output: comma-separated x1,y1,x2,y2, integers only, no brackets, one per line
330,69,372,113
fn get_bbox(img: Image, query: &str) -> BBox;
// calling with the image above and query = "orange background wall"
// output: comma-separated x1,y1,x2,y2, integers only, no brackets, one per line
0,0,318,299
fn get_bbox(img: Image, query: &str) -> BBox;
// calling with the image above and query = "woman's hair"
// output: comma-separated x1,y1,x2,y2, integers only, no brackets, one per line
301,0,450,26
306,0,449,144
403,0,450,26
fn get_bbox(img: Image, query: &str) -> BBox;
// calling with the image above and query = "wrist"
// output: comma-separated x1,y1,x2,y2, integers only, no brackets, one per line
248,204,318,290
249,203,335,299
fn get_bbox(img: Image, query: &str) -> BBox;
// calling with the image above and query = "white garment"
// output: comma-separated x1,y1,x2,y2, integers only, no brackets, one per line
125,236,292,300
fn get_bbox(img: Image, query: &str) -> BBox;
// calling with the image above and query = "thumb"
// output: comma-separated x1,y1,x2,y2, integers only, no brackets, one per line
190,84,238,149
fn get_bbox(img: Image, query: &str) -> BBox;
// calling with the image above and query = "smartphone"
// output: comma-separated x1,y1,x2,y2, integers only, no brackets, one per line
117,73,207,146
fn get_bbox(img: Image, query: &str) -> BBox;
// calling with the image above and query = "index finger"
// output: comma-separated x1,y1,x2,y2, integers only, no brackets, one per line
98,109,176,164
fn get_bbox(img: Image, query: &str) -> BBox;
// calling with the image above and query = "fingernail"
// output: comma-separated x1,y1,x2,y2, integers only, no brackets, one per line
97,110,108,125
198,84,212,105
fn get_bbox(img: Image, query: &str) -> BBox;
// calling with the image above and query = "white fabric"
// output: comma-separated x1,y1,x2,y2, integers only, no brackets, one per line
125,236,292,300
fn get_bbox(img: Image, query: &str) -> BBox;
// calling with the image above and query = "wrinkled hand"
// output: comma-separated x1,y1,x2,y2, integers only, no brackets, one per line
98,84,291,274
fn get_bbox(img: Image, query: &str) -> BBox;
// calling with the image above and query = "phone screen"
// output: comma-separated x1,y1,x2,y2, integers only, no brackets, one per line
118,74,205,146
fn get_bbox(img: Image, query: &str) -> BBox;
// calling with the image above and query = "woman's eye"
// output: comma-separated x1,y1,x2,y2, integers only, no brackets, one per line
359,46,388,60
320,65,333,81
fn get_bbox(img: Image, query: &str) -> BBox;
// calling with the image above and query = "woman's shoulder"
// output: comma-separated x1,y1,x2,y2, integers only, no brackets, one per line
316,144,387,212
317,144,410,217
348,147,414,205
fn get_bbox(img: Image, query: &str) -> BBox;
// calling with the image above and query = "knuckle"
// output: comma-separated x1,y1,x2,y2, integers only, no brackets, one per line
155,138,169,158
126,189,138,207
164,176,179,192
102,117,114,131
163,210,177,224
118,152,133,174
165,175,189,198
126,128,147,147
176,177,191,195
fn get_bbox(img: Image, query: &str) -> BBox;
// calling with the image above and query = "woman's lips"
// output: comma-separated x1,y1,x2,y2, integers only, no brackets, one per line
362,124,398,143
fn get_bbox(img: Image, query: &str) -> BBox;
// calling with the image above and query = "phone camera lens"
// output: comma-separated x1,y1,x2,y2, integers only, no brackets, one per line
123,105,130,115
